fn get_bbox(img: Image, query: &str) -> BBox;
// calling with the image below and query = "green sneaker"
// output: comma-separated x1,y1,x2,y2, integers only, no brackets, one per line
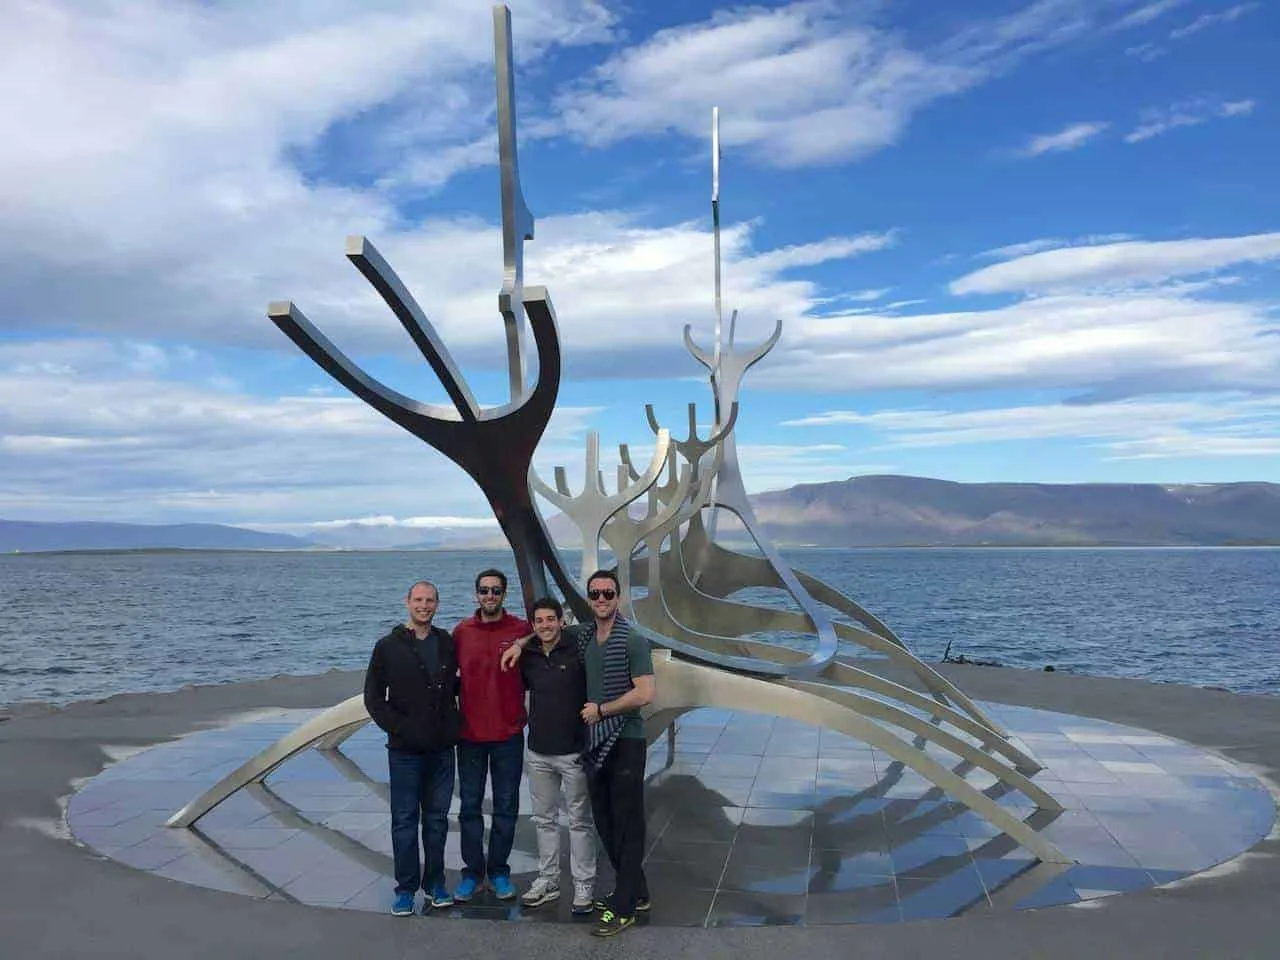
592,909,635,937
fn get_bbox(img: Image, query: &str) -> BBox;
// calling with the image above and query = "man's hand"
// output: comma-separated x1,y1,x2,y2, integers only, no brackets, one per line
500,642,524,672
580,701,603,725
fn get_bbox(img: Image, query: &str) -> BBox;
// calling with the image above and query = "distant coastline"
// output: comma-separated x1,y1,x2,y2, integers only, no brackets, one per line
6,475,1280,552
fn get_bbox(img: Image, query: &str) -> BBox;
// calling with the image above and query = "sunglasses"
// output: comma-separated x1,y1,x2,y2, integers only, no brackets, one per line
477,586,505,596
587,588,617,601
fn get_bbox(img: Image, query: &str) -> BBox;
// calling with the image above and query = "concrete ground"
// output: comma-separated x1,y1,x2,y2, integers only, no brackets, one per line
2,663,1277,960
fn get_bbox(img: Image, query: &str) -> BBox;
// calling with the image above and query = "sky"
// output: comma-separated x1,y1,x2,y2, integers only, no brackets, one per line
1,0,1278,537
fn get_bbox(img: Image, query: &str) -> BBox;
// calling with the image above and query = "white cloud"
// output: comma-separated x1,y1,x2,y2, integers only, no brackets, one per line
781,394,1280,459
1017,121,1109,156
1168,3,1257,40
0,338,607,523
551,1,1132,168
0,0,615,357
1124,97,1257,143
1112,0,1187,30
1125,41,1167,61
307,515,500,530
979,234,1135,260
952,233,1280,294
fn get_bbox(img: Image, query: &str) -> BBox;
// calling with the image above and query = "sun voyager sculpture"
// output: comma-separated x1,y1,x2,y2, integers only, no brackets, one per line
168,4,1070,868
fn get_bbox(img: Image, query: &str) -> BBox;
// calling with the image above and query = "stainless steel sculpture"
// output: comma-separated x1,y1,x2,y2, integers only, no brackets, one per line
168,3,1069,866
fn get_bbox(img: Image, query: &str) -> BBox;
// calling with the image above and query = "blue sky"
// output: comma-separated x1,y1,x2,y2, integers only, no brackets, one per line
1,0,1277,537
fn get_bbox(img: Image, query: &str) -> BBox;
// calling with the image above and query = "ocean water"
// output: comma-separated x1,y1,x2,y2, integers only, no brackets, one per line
1,547,1277,708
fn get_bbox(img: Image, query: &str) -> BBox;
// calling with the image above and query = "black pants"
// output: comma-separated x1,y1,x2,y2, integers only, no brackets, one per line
587,738,649,916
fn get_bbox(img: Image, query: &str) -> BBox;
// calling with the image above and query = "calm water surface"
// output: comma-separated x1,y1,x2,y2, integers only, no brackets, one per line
1,548,1277,707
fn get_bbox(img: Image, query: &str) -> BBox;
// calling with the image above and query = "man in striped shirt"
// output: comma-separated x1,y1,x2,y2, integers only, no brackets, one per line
572,569,655,937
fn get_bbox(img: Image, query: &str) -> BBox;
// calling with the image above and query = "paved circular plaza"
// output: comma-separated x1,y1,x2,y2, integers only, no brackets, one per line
66,699,1275,927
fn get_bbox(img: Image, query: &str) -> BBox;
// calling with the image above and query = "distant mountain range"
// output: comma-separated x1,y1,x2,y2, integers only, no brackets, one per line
744,476,1280,547
0,520,309,553
4,476,1279,552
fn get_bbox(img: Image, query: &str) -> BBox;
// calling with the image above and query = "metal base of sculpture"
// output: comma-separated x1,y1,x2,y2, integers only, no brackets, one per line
167,3,1070,869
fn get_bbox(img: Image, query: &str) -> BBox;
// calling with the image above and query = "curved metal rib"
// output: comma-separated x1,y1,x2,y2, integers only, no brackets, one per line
345,236,480,419
679,511,903,646
648,652,1070,864
530,429,670,581
166,695,369,828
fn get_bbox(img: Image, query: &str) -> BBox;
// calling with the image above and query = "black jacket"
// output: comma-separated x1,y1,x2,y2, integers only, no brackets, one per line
520,634,587,756
363,624,461,752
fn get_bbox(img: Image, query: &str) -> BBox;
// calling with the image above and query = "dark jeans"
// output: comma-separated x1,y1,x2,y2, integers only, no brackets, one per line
458,731,524,881
588,737,649,916
388,746,455,896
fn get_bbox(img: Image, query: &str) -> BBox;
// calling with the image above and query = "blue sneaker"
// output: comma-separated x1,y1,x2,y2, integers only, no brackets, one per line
391,891,415,916
429,883,454,909
453,874,481,902
491,875,516,900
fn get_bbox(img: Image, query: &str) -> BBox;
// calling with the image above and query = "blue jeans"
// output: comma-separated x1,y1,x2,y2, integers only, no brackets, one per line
388,746,455,896
457,731,524,882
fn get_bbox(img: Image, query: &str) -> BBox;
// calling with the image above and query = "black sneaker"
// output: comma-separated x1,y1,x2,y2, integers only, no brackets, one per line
594,893,649,912
636,896,651,912
592,909,635,937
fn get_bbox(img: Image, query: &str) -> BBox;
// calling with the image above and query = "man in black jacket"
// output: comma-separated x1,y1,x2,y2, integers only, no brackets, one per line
363,580,461,916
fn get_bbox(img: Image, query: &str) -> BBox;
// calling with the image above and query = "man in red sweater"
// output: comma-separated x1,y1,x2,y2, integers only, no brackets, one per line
451,567,532,902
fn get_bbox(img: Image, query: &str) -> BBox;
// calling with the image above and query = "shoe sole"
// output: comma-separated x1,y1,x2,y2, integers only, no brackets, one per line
392,909,414,917
571,904,594,916
430,899,454,909
520,890,560,908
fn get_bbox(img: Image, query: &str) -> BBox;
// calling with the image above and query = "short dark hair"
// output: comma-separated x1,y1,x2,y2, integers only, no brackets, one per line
531,596,563,619
586,569,619,590
474,568,507,593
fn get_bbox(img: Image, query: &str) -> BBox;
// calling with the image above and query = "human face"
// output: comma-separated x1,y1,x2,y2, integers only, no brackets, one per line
587,577,619,622
405,584,439,629
532,608,562,645
476,575,505,618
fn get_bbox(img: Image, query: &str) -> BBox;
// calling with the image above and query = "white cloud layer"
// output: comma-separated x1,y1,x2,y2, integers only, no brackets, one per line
0,338,607,523
782,394,1280,460
552,0,1147,167
1125,97,1257,143
952,233,1280,294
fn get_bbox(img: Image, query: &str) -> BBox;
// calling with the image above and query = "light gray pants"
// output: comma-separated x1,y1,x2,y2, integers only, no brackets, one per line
525,749,597,892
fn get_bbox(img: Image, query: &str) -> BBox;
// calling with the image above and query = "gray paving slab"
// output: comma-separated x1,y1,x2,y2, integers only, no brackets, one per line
2,665,1279,958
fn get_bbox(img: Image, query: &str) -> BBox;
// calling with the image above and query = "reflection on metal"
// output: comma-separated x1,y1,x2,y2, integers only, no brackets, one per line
169,2,1068,867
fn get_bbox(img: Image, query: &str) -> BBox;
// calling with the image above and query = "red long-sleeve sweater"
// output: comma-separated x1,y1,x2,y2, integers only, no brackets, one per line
453,610,530,742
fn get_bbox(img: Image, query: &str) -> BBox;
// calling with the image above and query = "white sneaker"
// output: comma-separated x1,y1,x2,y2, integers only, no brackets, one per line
571,883,594,915
521,877,560,907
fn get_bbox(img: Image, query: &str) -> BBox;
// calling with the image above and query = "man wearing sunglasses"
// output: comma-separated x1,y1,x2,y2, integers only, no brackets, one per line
501,568,655,937
451,568,532,902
